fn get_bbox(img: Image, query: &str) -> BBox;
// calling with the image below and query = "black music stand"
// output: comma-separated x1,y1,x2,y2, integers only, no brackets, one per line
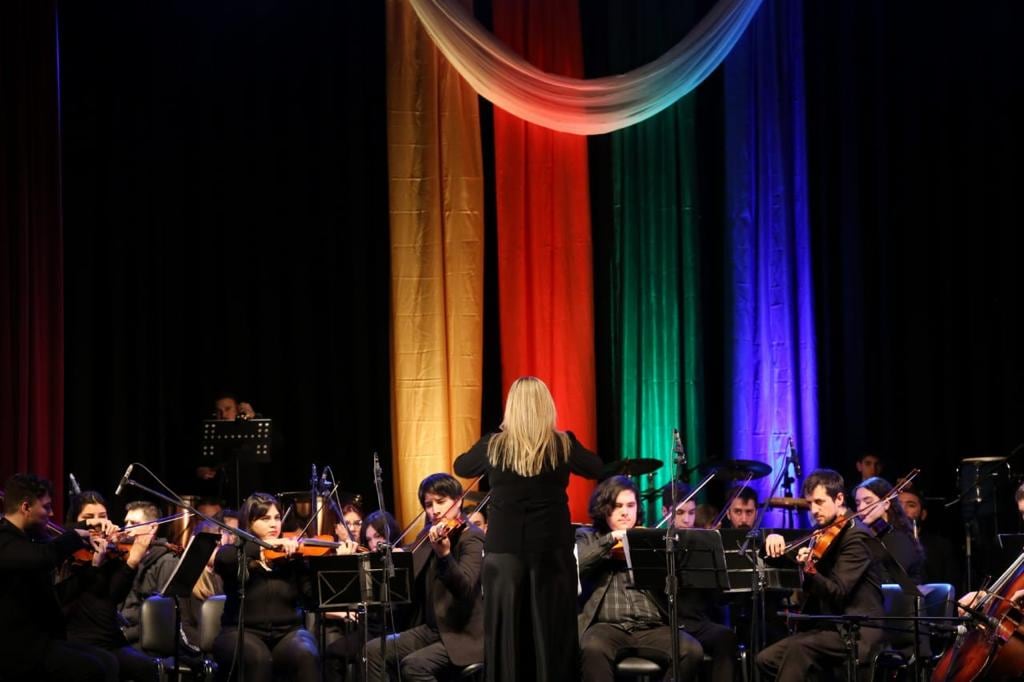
201,418,272,507
308,552,414,682
719,528,802,594
624,528,731,590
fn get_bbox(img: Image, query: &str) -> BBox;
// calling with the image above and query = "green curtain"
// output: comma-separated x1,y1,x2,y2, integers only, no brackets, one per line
602,0,706,518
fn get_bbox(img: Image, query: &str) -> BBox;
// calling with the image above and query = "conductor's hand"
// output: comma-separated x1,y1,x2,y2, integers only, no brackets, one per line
764,533,786,558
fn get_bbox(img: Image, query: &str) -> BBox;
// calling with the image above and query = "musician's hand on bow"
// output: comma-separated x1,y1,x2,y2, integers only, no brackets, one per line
334,539,359,556
764,533,786,558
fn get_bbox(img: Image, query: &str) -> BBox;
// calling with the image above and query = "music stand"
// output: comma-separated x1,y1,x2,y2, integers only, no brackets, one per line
201,418,272,506
719,528,802,594
624,528,730,591
160,532,222,598
308,552,414,681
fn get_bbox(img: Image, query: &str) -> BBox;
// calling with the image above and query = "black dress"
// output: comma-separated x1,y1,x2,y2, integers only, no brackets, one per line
453,430,602,682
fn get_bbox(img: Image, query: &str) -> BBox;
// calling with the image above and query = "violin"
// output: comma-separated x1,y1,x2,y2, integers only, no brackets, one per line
261,532,369,563
801,512,851,575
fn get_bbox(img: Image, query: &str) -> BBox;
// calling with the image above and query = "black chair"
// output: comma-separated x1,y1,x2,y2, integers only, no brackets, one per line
870,582,956,681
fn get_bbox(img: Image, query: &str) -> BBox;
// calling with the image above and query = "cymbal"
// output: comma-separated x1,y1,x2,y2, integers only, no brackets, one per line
603,458,664,478
699,459,771,481
961,456,1008,464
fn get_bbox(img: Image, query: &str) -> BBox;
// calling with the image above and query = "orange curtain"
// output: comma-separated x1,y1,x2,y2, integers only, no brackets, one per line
491,0,598,521
386,0,485,527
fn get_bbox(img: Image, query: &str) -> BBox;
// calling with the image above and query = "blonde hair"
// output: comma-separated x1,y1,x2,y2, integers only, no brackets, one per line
487,376,570,476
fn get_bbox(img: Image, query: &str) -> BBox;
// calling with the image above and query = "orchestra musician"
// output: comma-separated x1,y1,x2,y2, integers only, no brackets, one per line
212,492,320,682
62,490,162,681
1016,482,1024,521
365,473,484,681
0,473,112,682
454,375,603,682
118,500,182,646
662,482,738,682
760,469,885,681
896,484,958,587
576,476,703,682
722,485,758,530
852,477,925,583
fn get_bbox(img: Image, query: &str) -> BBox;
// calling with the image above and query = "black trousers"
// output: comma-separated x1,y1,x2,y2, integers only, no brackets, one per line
756,628,882,682
212,627,320,682
482,550,579,682
580,622,703,682
682,619,737,682
365,624,452,682
39,639,118,682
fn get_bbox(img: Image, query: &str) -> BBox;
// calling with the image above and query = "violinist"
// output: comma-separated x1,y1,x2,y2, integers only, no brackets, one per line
119,501,182,646
453,375,603,682
852,477,925,584
61,490,161,681
897,485,958,588
365,473,484,681
662,482,737,682
0,473,111,682
759,469,885,681
576,476,703,682
212,492,320,682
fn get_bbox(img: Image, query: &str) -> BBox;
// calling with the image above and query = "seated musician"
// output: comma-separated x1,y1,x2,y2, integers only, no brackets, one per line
723,485,758,530
897,485,958,587
324,510,405,682
852,478,925,584
61,490,161,681
119,501,182,645
212,492,320,682
365,473,484,681
0,474,112,682
759,469,885,681
577,476,703,682
176,520,225,657
662,482,737,682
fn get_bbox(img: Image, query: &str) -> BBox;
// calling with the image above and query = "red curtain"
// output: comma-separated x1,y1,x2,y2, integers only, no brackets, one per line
492,0,597,521
0,0,65,515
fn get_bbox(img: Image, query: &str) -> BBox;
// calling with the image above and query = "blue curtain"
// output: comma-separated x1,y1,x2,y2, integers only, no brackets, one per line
724,0,818,524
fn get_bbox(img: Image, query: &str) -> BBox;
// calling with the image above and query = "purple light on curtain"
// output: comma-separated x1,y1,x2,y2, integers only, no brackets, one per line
723,0,817,526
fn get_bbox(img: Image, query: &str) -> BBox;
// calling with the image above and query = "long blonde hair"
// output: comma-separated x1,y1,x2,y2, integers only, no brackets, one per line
487,376,571,476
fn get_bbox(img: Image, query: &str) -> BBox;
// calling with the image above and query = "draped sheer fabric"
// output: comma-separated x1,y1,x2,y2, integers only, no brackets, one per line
407,0,763,135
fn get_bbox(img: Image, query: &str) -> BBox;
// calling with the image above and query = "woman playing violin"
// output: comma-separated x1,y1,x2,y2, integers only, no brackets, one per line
853,477,925,584
61,490,161,681
454,376,604,682
759,469,886,682
212,492,319,682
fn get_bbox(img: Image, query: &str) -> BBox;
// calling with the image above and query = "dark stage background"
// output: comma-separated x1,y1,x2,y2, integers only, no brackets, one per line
2,1,1023,562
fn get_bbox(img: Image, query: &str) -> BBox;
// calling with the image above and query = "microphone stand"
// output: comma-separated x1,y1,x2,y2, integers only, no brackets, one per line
117,470,273,682
371,453,397,682
665,429,686,681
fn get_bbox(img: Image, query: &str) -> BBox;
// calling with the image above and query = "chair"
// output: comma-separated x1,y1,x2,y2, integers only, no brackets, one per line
614,656,665,680
197,594,226,680
139,595,176,682
870,583,956,681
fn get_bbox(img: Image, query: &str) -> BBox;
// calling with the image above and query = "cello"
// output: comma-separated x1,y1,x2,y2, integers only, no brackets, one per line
931,550,1024,681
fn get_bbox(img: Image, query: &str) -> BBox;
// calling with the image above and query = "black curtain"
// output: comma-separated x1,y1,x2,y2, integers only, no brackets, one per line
805,0,1024,567
58,0,392,513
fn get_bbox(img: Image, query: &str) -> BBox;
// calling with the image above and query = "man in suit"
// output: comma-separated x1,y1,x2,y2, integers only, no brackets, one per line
365,473,484,681
759,469,885,681
0,473,114,681
577,476,703,682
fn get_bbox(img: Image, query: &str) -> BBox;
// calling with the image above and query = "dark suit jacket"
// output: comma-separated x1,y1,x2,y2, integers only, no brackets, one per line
576,526,666,636
801,521,884,624
0,518,87,676
454,431,602,554
120,539,181,643
412,523,485,666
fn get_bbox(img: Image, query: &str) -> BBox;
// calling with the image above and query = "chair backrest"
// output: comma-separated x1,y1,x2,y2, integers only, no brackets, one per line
919,582,956,619
141,595,178,656
200,595,226,652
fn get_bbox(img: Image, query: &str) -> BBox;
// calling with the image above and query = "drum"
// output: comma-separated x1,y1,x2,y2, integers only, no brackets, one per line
165,495,199,546
957,457,1013,522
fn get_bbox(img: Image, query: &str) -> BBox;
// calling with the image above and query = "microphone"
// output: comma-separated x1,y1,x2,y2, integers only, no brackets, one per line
373,452,383,481
672,428,687,468
114,464,134,496
68,473,82,496
788,437,802,478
